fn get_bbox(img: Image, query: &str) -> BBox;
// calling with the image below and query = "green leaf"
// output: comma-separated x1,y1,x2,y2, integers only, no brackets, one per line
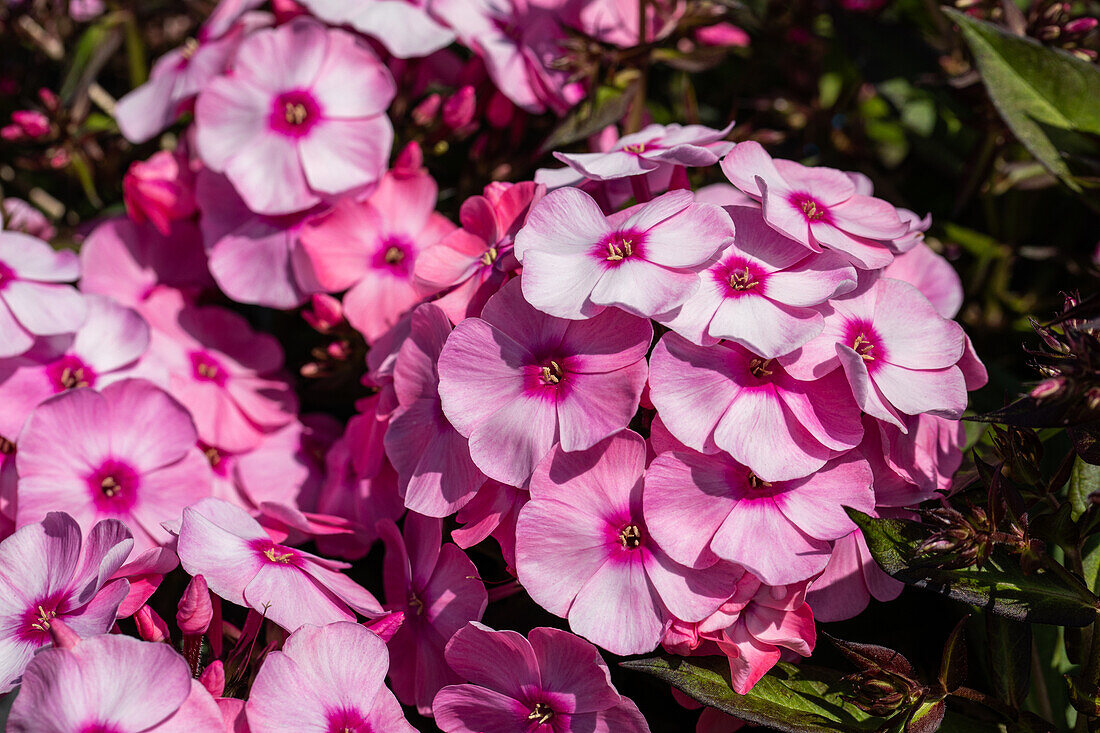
1069,457,1100,520
620,655,884,733
848,509,1100,626
985,615,1032,709
538,73,641,154
60,16,123,103
943,7,1100,196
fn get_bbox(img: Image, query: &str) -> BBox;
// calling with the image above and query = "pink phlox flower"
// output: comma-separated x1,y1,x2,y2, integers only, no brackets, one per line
875,413,965,502
110,545,180,618
438,279,652,487
300,166,454,342
235,415,340,514
15,379,213,554
644,448,874,585
433,621,650,733
892,207,932,253
415,180,544,324
299,0,456,58
553,122,734,182
883,241,963,319
649,333,864,481
658,205,857,357
174,497,384,632
0,231,85,359
0,512,133,692
806,527,902,623
453,479,527,570
379,513,488,714
123,149,197,237
1,198,56,240
516,431,741,656
778,277,968,429
195,18,396,215
720,141,909,269
563,0,685,47
246,621,416,733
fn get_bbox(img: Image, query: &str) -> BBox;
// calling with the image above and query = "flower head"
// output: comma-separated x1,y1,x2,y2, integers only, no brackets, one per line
298,0,455,58
553,122,733,182
0,231,85,359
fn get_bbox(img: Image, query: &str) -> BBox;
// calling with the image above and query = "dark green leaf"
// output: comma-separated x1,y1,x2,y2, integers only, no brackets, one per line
1069,458,1100,521
848,509,1100,626
538,74,641,153
60,17,123,103
985,615,1031,708
939,616,969,693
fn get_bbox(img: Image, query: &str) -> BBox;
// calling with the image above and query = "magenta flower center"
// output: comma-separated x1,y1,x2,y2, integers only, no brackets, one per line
325,708,370,733
0,435,14,455
618,524,643,549
842,319,887,369
595,229,646,265
46,354,97,392
270,90,321,137
252,539,301,566
373,235,413,277
18,595,62,644
87,459,140,513
201,443,231,477
527,702,555,725
190,350,228,386
539,359,564,386
622,142,649,154
715,256,767,297
79,725,125,733
748,358,774,380
0,261,14,290
790,192,830,223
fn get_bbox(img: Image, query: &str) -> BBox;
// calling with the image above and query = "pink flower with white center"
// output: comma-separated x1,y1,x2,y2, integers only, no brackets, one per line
123,149,196,237
298,0,455,58
553,122,734,182
1,198,56,240
300,167,455,342
516,431,741,656
806,528,902,623
379,514,488,714
649,333,864,481
415,181,544,324
0,231,85,358
385,304,487,517
438,279,652,487
663,573,816,694
720,141,909,269
141,288,297,452
643,449,874,585
0,513,132,692
779,278,968,428
658,206,857,357
246,621,416,733
434,622,650,733
15,380,213,553
514,188,735,320
175,498,384,632
114,2,266,144
196,170,323,310
7,624,223,733
195,18,396,215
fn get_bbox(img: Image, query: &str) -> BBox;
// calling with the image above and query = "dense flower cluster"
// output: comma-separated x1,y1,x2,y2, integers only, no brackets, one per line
0,0,985,730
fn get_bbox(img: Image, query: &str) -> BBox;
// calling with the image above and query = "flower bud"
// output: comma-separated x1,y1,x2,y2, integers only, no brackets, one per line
135,605,170,643
199,660,226,697
302,294,345,333
412,93,442,127
393,141,424,177
123,150,196,236
1030,377,1065,399
177,574,213,636
1064,17,1099,34
486,91,514,129
11,111,49,138
443,85,477,130
48,618,81,650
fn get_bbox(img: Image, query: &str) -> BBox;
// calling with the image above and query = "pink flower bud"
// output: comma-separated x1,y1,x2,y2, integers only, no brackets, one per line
694,22,751,48
363,610,404,642
37,88,59,111
11,110,49,138
302,293,344,333
443,85,477,130
326,340,350,360
122,150,196,236
1064,17,1099,34
393,140,424,176
199,660,226,697
135,605,170,643
47,618,81,650
0,125,23,141
412,93,442,127
1030,377,1065,399
48,149,70,169
177,574,213,636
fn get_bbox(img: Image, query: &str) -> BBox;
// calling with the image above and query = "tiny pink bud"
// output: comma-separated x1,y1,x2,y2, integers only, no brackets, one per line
1064,17,1099,34
12,110,49,138
48,618,81,650
443,85,477,130
1029,377,1064,399
694,22,751,47
37,88,59,111
393,140,424,176
0,125,22,141
326,340,350,360
363,610,404,642
302,293,344,333
271,0,306,22
48,149,70,169
177,574,213,635
135,605,170,643
199,660,226,697
411,93,442,127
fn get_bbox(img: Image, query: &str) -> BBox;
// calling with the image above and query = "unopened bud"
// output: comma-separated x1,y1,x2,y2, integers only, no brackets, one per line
443,85,477,130
177,574,213,636
302,293,344,333
1064,17,1099,34
1030,377,1065,399
411,93,442,127
48,618,81,650
135,605,170,643
393,140,423,176
199,660,226,697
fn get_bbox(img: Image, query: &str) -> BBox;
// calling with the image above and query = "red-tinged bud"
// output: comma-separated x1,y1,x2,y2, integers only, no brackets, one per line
443,85,477,130
1030,377,1065,399
1065,17,1099,34
412,93,442,127
271,0,307,22
302,293,344,333
177,574,213,636
48,149,70,169
135,605,170,643
199,660,226,697
123,150,196,236
0,125,22,141
326,340,350,360
48,618,81,650
694,22,751,47
363,610,405,643
37,88,59,111
11,111,49,138
393,141,424,177
486,91,514,129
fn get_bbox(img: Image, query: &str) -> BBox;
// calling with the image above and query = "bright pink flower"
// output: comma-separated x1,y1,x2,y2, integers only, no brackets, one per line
694,21,751,48
0,513,132,692
658,206,857,357
643,449,874,584
415,181,543,323
195,18,396,215
123,149,196,237
300,167,454,341
246,621,416,733
779,278,968,428
806,529,902,623
385,304,486,517
298,0,455,57
875,413,965,502
553,122,733,182
649,333,863,481
720,142,909,269
379,513,488,714
434,622,650,733
1,198,55,240
7,626,223,732
16,380,213,553
110,546,180,618
175,498,384,631
514,189,734,319
0,231,84,358
438,279,652,487
516,431,740,655
141,288,297,452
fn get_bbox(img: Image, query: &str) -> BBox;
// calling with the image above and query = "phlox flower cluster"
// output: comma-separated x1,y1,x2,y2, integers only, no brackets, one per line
0,0,984,730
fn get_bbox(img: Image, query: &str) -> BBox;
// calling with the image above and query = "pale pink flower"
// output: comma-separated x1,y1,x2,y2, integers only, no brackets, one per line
643,449,874,585
1,198,55,240
438,279,652,487
658,206,857,357
0,231,85,358
0,513,132,692
516,431,740,655
300,167,454,341
806,529,902,623
514,189,734,319
299,0,455,58
649,333,864,481
15,380,213,553
175,498,383,631
379,513,488,714
553,122,733,182
875,412,965,502
415,181,543,323
452,479,526,570
883,241,963,319
195,18,396,215
720,141,909,268
246,621,416,733
123,149,196,237
779,278,968,428
234,416,339,514
434,622,650,733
